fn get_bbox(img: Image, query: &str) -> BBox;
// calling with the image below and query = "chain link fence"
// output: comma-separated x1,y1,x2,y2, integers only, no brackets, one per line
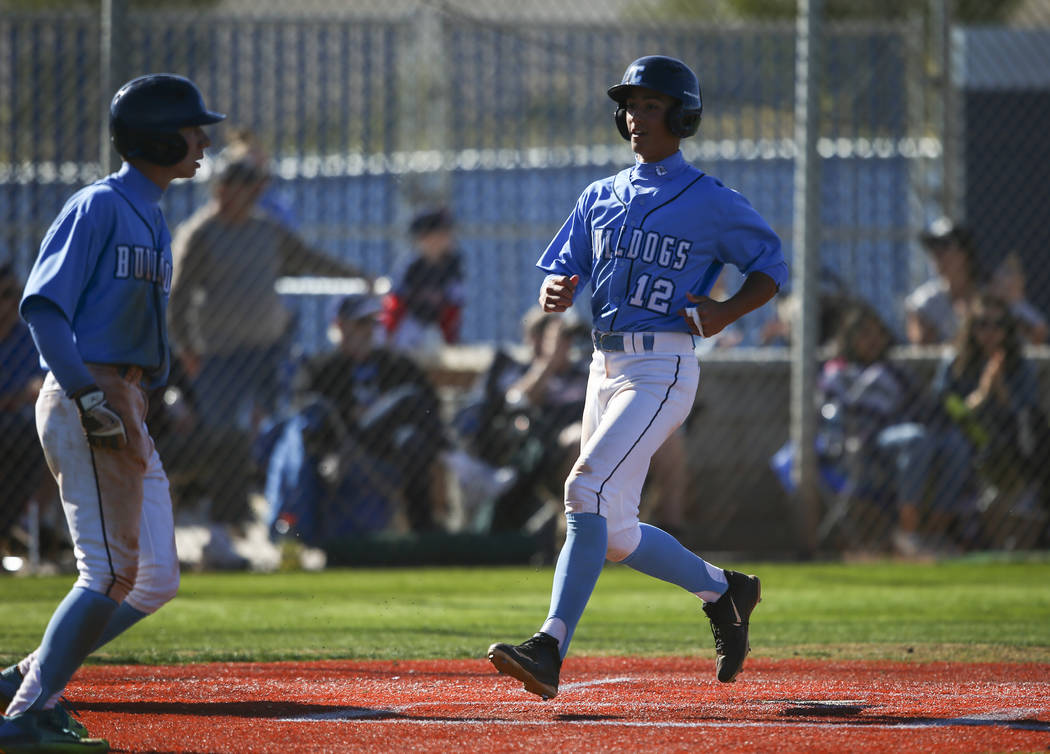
1,0,1048,570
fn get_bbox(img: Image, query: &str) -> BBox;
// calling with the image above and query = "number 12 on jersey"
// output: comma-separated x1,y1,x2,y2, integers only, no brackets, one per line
627,273,675,314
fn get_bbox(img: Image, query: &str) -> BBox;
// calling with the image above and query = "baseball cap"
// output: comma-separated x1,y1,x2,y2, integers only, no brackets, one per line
332,293,382,322
409,207,454,237
919,217,973,252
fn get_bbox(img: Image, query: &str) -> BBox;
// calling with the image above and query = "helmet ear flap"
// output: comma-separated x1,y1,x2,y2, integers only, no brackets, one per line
141,133,189,166
111,120,188,166
666,103,702,138
615,103,702,142
679,112,702,137
614,107,630,141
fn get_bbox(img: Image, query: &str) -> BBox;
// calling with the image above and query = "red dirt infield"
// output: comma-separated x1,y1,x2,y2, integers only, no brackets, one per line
65,657,1050,753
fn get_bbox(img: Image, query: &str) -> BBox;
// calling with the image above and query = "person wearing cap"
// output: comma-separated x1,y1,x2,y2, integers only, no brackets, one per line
905,218,981,345
448,306,592,535
379,207,465,353
267,293,448,537
168,152,364,529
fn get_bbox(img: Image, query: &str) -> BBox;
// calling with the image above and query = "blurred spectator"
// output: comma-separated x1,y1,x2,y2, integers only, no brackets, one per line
816,303,975,554
221,126,299,231
265,293,447,544
379,207,465,354
905,218,981,345
0,264,50,561
447,307,589,534
930,293,1049,546
169,155,363,447
989,251,1048,345
144,353,255,567
772,302,975,554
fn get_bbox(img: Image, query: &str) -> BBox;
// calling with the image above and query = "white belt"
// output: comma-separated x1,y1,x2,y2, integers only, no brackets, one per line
591,330,695,354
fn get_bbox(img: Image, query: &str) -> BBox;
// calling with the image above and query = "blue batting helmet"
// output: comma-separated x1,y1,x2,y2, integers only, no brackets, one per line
110,73,225,166
607,55,703,141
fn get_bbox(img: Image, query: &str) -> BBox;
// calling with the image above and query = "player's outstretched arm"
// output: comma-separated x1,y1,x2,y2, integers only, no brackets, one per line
539,274,579,313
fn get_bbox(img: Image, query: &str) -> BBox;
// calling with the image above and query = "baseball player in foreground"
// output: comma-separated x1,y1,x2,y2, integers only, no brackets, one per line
0,74,224,753
488,55,788,699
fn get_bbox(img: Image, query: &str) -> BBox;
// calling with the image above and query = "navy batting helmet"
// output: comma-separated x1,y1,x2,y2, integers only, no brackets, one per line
110,74,225,166
607,55,703,141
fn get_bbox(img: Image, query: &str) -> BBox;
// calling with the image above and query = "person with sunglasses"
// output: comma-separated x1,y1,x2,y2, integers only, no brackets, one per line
930,292,1048,548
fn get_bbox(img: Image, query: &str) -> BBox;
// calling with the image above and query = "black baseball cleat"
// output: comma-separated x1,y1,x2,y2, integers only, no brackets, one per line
702,570,762,683
0,664,91,740
487,632,562,700
0,709,108,753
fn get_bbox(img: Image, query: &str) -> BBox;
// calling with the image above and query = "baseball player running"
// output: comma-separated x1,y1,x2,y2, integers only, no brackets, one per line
488,55,787,699
0,74,224,753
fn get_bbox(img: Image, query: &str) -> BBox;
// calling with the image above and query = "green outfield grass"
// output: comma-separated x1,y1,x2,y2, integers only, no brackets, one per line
2,555,1049,666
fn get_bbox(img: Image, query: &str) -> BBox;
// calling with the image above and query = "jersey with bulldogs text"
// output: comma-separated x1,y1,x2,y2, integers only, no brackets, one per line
21,162,173,387
537,150,788,333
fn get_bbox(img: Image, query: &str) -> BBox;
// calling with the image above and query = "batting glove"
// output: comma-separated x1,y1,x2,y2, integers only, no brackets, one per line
72,385,128,449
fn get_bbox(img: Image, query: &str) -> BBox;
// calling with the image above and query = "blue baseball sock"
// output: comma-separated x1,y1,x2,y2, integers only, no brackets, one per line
31,587,118,710
90,603,150,652
621,523,728,599
541,512,607,659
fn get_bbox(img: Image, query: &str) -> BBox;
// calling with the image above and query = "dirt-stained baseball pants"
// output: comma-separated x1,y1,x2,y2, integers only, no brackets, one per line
36,364,179,612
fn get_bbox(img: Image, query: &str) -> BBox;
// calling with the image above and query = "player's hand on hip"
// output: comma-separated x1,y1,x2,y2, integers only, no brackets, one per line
540,274,579,313
679,293,730,338
72,385,128,449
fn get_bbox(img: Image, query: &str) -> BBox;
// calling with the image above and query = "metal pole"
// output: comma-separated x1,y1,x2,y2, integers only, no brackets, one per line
27,499,40,573
399,5,450,206
939,0,961,221
791,0,822,555
100,0,127,174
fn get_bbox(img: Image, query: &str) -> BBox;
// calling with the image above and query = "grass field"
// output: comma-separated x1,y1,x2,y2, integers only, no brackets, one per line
3,554,1049,666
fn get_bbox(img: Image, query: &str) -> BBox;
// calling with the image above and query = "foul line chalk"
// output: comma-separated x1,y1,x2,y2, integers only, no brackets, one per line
280,716,1050,732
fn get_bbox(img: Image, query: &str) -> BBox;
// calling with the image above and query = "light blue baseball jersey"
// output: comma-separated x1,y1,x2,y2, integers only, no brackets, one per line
537,150,788,333
21,163,173,387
